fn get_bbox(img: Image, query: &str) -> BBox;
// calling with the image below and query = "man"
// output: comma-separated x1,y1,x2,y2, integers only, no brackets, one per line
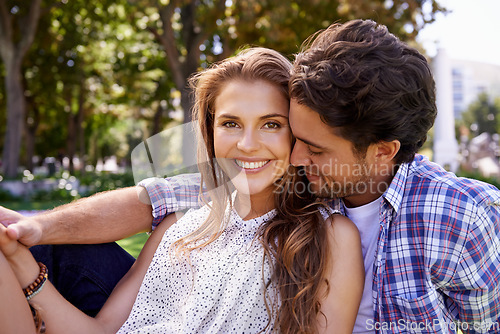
286,20,500,332
2,19,500,332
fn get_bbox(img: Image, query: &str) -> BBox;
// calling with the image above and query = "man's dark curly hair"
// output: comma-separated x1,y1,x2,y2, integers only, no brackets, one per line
290,19,437,165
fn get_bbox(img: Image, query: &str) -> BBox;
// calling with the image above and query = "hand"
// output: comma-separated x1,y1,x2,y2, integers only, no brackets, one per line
0,224,21,258
1,223,42,293
0,206,42,247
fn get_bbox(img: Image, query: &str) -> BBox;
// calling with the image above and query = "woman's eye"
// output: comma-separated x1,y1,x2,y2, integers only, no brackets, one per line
264,122,280,129
222,121,238,128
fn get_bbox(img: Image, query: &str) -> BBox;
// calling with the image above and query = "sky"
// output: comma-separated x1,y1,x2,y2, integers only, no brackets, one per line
417,0,500,66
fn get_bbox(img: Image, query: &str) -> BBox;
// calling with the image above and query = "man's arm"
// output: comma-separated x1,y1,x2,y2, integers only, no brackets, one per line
445,202,500,333
1,173,203,246
1,186,153,246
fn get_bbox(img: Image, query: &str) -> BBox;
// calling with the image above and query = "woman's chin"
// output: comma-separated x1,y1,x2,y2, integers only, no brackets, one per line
232,181,276,197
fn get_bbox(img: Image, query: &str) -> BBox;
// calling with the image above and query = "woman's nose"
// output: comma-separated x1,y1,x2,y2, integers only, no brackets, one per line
236,129,260,152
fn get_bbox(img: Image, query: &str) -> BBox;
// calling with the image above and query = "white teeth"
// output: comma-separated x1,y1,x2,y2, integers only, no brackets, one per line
235,160,269,169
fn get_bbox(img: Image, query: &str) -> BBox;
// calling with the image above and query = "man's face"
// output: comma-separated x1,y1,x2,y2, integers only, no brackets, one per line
289,99,382,207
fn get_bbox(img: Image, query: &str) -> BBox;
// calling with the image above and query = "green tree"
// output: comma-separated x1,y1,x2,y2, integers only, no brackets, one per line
12,1,169,173
461,93,500,137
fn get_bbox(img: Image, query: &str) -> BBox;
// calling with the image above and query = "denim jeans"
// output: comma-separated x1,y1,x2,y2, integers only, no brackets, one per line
30,243,135,317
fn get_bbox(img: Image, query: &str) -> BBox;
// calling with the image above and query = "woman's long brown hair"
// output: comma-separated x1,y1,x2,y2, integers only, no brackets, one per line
173,47,331,333
261,167,331,333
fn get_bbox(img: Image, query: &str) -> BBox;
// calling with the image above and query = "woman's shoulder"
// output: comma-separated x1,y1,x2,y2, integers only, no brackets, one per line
314,205,360,244
324,213,361,249
320,213,364,333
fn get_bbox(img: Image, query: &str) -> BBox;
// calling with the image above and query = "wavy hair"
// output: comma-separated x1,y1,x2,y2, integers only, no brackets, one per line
172,47,331,333
290,19,437,164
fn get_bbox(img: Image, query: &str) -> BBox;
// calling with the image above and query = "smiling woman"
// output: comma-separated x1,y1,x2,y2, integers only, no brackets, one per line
213,79,291,217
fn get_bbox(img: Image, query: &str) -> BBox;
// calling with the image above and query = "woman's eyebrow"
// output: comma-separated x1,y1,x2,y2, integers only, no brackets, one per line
216,113,239,120
259,113,289,120
216,113,288,120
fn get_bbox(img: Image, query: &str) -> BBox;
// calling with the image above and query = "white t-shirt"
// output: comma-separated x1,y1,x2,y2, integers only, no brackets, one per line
343,197,381,334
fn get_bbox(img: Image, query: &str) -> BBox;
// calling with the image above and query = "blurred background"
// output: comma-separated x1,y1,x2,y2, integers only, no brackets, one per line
1,0,499,217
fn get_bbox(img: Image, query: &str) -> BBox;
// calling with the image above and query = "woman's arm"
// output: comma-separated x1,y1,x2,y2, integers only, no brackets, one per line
0,223,115,333
0,252,37,334
318,214,364,334
0,214,179,334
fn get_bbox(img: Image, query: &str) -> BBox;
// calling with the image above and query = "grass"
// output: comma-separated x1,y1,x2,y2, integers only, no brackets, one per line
2,201,70,211
116,233,148,258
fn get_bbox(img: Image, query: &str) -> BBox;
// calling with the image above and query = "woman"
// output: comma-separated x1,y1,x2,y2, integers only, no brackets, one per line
0,47,363,333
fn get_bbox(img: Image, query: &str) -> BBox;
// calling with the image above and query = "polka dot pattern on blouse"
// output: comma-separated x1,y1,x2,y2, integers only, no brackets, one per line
117,203,279,334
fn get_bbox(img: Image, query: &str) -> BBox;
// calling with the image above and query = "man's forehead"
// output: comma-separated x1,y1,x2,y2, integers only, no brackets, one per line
289,101,331,149
289,101,324,128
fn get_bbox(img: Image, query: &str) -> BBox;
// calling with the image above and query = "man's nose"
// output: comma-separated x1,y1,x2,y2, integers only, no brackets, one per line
290,141,311,166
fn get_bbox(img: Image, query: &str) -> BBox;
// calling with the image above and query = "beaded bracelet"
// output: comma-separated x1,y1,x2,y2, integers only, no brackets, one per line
23,262,48,301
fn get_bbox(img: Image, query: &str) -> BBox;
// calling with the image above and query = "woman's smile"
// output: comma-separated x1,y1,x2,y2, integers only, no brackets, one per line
234,159,271,172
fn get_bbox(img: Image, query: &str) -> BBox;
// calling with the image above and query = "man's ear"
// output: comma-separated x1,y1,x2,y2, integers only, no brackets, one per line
372,140,401,163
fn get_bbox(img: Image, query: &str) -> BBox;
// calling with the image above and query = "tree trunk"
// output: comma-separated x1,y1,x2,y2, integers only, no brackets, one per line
77,79,86,174
24,79,40,173
180,84,196,167
2,59,26,177
66,112,76,174
25,125,35,172
0,0,43,178
152,2,203,168
151,102,164,136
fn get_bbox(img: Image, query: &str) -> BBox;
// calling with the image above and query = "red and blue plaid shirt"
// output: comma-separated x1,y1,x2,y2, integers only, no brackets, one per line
139,154,500,333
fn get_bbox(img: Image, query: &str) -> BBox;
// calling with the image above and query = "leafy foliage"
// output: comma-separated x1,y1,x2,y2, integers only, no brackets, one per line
0,0,447,177
460,93,500,137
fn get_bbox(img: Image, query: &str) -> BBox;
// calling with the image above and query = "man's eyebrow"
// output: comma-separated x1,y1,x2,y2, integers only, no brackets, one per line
295,136,326,150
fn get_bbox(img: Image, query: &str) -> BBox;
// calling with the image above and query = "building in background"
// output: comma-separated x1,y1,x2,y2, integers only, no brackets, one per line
433,48,459,172
436,53,500,177
450,59,500,118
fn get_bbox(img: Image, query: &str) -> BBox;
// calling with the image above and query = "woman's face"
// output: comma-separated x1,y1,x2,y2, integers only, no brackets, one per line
213,79,291,199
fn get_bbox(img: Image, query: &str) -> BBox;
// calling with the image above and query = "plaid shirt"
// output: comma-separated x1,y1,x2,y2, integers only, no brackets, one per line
139,154,500,333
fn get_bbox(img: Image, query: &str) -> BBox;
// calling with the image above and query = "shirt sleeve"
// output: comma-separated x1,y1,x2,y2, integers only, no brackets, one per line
138,173,203,230
446,200,500,333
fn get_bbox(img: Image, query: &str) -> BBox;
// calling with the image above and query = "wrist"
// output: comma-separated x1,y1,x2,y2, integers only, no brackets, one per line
23,262,48,301
7,247,41,288
28,215,47,245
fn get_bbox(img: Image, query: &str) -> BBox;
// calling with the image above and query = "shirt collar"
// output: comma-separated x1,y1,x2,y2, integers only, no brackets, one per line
382,156,417,213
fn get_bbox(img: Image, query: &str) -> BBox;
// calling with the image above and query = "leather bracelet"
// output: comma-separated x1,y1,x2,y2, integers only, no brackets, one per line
23,262,48,301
